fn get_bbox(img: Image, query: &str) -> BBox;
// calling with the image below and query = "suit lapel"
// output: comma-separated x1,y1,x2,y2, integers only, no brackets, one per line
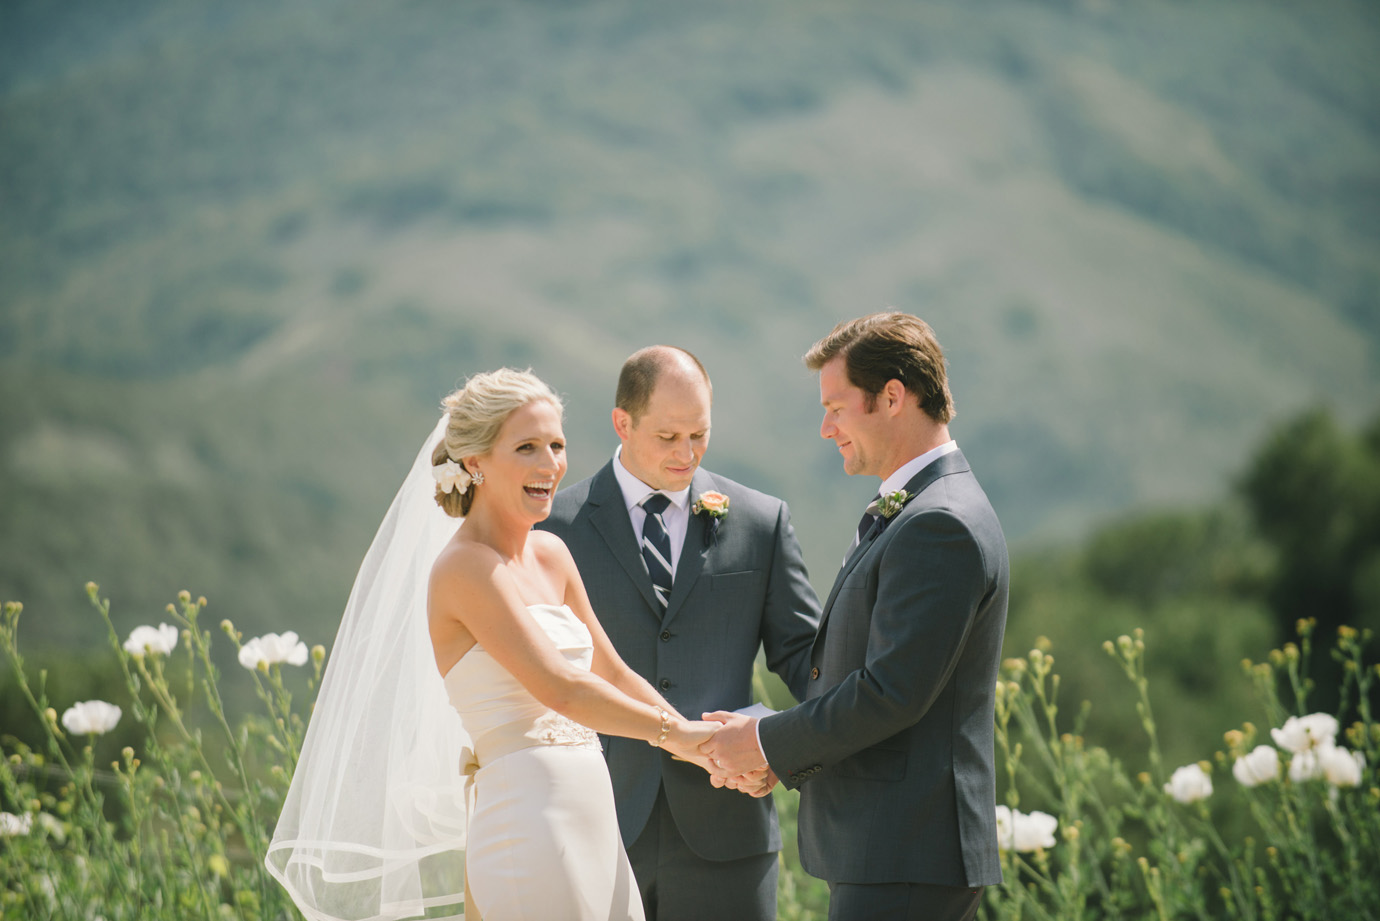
662,469,714,628
585,463,663,616
814,450,973,634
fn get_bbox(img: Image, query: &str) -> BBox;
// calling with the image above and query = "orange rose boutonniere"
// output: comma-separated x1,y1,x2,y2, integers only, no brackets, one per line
692,491,730,546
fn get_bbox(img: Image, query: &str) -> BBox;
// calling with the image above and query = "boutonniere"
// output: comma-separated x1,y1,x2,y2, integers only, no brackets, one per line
868,489,912,530
692,491,730,546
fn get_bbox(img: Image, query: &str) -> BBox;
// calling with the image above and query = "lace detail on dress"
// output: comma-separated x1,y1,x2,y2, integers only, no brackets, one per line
533,712,601,750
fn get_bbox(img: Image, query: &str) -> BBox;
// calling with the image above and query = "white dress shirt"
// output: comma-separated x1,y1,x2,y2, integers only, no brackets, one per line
878,440,958,499
612,447,692,578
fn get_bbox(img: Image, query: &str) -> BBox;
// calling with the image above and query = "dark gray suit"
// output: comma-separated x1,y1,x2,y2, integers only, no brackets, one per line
538,461,821,914
759,449,1008,895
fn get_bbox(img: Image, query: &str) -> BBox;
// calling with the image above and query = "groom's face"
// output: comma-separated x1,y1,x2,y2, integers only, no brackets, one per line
614,373,712,492
819,356,888,478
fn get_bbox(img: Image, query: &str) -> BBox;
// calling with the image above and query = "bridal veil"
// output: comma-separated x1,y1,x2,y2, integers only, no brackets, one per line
266,415,472,921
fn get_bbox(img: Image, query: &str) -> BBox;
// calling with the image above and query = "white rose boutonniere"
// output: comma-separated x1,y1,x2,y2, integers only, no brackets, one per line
866,489,913,535
692,491,730,546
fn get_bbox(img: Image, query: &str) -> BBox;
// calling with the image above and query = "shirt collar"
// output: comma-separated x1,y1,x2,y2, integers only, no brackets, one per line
613,446,692,511
877,441,958,497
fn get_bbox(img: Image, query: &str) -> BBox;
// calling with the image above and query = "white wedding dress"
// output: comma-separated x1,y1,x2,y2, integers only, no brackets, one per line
444,603,644,921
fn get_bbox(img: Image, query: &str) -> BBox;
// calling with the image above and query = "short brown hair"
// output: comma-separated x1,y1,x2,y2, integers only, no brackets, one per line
804,312,955,423
615,346,712,421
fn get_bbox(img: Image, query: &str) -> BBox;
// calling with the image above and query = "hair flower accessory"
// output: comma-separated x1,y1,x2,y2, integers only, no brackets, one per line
692,491,730,547
432,459,476,495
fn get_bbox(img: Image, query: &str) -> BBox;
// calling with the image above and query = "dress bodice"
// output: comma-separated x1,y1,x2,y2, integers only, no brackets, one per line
443,603,601,767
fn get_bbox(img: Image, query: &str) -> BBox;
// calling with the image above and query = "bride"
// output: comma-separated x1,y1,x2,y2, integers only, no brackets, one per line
267,369,717,921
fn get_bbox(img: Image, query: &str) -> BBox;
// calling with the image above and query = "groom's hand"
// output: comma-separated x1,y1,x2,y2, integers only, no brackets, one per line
710,766,778,798
699,710,768,777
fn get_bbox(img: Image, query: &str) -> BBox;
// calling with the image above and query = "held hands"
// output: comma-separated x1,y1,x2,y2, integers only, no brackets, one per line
661,717,721,771
697,710,779,798
709,765,778,798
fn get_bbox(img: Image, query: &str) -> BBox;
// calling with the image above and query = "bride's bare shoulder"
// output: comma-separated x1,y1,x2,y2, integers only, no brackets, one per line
431,535,503,588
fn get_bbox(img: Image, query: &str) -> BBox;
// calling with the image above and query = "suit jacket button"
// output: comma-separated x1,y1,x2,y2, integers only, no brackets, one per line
659,678,671,690
660,630,671,642
810,667,820,680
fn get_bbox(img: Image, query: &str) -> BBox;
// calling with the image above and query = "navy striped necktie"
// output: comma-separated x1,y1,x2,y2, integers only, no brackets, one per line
640,493,674,611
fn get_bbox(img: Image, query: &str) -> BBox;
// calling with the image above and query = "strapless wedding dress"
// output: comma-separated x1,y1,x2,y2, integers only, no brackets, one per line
444,603,644,921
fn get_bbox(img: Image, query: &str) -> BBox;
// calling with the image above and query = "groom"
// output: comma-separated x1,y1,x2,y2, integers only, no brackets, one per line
703,312,1009,921
538,345,822,921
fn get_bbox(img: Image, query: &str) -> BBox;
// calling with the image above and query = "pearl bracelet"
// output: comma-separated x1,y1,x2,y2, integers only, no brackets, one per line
649,707,671,748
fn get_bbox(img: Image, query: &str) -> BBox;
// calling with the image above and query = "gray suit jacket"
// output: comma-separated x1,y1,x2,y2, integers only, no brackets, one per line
758,449,1008,887
537,461,821,860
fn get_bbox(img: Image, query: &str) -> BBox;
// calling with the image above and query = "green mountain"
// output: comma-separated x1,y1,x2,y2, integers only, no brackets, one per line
2,0,1377,653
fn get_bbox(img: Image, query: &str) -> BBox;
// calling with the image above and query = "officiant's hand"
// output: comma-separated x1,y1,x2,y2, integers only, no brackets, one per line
698,710,768,777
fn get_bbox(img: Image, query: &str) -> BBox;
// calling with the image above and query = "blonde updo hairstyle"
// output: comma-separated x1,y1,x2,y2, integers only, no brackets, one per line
432,368,564,518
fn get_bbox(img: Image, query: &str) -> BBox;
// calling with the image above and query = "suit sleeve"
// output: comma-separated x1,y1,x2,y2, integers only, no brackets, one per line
758,500,823,703
759,505,990,784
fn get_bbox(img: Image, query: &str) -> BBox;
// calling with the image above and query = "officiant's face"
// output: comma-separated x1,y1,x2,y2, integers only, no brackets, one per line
819,356,888,477
614,371,712,493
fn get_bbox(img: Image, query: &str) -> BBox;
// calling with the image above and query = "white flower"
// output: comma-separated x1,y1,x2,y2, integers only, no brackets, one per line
432,460,473,495
1318,747,1364,787
1271,713,1338,754
1288,749,1324,782
36,813,64,843
1232,745,1280,787
0,812,32,836
994,805,1058,852
238,631,309,670
1164,763,1213,803
122,623,179,657
61,700,122,735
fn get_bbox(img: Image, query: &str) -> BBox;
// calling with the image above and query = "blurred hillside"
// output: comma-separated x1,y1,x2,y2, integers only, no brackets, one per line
2,0,1378,653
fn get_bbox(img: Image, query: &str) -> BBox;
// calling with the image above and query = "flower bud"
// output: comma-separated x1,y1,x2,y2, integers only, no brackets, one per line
1268,649,1285,666
1103,640,1114,655
311,644,326,664
208,854,230,877
197,596,207,607
166,604,176,614
1137,772,1151,786
1339,624,1357,640
1224,730,1244,749
178,590,191,604
1034,636,1052,653
1283,643,1299,662
85,582,98,595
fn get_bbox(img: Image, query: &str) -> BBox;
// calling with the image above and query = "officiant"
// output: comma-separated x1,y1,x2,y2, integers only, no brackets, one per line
538,345,821,921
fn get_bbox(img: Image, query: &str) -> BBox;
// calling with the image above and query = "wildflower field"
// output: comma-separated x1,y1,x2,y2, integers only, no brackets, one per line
2,586,1376,920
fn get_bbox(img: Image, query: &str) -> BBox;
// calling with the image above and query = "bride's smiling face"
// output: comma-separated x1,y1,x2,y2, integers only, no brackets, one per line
467,399,567,522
